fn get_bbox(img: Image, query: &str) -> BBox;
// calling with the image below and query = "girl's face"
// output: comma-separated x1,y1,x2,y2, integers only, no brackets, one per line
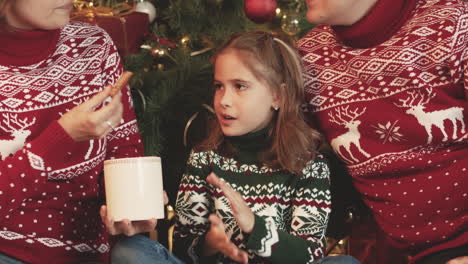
304,0,376,25
213,50,280,137
5,0,72,30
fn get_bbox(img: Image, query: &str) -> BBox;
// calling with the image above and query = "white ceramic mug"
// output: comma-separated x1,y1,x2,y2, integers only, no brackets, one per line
104,156,165,221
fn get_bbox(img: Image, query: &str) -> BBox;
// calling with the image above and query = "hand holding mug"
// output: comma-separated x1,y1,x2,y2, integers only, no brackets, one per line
100,205,157,236
100,191,168,236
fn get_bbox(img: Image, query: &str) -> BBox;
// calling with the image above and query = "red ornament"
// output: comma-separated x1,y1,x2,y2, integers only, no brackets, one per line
244,0,277,24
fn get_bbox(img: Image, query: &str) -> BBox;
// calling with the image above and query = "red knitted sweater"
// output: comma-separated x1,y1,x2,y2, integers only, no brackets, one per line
0,22,143,263
298,0,467,262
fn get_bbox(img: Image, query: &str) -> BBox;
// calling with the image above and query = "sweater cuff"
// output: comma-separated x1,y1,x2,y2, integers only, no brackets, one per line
245,215,279,257
26,120,79,174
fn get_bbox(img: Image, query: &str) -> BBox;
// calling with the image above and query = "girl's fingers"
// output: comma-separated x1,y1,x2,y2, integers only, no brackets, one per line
208,213,249,263
208,173,236,199
208,173,248,218
222,242,248,264
206,172,219,186
209,214,223,228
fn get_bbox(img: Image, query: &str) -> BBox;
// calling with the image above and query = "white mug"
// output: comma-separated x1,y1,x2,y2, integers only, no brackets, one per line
104,156,165,221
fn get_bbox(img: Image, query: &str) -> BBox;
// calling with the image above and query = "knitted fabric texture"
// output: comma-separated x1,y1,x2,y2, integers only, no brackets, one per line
173,130,331,264
298,0,467,262
0,22,143,264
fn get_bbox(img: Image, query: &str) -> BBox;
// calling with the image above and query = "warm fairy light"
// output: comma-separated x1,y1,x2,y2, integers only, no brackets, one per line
180,36,190,46
275,8,281,16
150,47,165,57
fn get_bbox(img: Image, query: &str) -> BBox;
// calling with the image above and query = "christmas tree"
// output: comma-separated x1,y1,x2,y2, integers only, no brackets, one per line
126,0,312,203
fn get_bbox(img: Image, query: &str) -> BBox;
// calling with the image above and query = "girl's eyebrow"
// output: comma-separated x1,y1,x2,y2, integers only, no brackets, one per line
214,78,249,84
232,78,247,83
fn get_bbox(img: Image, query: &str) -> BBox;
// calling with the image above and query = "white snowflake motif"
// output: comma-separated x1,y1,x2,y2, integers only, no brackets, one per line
210,151,221,164
304,162,329,179
239,164,258,173
188,152,206,168
372,121,404,143
221,158,237,172
197,152,208,165
259,165,274,173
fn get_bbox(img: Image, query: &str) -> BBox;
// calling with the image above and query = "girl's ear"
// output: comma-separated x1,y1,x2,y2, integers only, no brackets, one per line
272,83,285,110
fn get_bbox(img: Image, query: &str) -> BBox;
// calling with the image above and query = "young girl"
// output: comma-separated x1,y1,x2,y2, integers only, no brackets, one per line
172,32,358,264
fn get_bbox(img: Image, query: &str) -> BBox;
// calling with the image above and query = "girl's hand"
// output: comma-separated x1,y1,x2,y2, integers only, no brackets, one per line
206,172,255,233
204,214,249,264
58,86,123,142
100,191,169,236
100,205,157,236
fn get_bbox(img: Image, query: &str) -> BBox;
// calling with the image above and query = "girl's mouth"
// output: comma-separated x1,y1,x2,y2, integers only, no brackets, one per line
219,113,236,126
222,114,236,120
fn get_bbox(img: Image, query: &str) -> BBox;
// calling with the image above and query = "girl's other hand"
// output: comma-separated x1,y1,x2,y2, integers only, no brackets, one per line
58,85,123,142
100,205,157,236
204,214,248,264
206,172,255,233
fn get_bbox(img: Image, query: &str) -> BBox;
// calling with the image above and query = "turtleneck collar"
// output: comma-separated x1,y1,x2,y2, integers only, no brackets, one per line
332,0,418,49
0,25,60,66
226,127,271,164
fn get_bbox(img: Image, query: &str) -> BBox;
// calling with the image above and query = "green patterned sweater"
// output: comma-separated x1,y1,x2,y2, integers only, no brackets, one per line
173,129,331,264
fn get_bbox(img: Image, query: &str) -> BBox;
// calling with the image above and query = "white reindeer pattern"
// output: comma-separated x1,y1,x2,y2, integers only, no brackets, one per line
329,106,370,164
394,88,465,144
0,113,36,160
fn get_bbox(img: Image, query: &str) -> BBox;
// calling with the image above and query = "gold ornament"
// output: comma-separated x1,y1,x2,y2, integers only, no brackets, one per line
71,0,134,18
150,47,166,57
281,11,301,36
180,36,191,47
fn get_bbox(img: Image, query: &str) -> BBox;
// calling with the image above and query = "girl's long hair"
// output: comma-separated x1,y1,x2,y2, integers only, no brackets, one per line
199,32,322,174
0,0,7,23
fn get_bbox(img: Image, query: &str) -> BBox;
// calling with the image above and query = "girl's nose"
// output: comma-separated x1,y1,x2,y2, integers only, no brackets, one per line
220,89,232,108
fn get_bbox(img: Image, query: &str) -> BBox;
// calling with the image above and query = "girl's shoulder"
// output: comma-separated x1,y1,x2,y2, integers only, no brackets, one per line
298,152,330,180
187,148,216,169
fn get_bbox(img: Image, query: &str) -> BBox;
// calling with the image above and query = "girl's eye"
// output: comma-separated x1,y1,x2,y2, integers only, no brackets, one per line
235,83,247,90
214,83,223,90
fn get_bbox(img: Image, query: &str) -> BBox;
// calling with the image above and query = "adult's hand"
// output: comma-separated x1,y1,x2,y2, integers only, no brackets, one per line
100,205,157,236
446,256,468,264
203,214,249,264
206,172,255,233
100,191,169,236
58,86,123,142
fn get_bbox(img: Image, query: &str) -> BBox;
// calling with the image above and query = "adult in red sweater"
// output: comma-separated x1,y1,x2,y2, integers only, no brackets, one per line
297,0,467,263
0,0,144,263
